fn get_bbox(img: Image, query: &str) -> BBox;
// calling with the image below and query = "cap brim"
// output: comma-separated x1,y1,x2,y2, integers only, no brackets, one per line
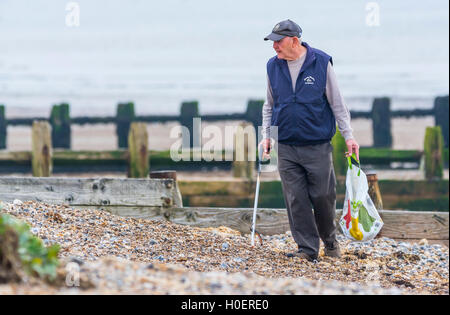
264,33,286,41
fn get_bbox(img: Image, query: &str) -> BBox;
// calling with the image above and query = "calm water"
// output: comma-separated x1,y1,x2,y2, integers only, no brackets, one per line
0,0,448,117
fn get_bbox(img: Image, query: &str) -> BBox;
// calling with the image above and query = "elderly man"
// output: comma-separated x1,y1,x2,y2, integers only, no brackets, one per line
262,19,359,261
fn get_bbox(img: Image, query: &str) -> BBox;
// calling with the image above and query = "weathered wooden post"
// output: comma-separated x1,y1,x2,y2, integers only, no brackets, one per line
232,122,256,179
149,170,183,207
0,105,6,150
116,102,135,149
331,128,347,177
32,121,53,177
434,95,449,148
372,97,392,148
367,173,383,210
50,103,71,149
424,126,444,180
180,101,200,149
127,122,149,178
246,100,264,132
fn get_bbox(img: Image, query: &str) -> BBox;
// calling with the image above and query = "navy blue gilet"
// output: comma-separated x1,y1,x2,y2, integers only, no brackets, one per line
267,41,336,146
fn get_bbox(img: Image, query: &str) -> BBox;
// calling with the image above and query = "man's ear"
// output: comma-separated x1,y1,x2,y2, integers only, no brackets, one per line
291,37,299,47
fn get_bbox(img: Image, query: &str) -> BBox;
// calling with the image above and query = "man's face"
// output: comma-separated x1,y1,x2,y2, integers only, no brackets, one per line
273,37,294,59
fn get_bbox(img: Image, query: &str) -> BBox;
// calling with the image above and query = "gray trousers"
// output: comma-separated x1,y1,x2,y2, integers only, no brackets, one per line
277,141,337,258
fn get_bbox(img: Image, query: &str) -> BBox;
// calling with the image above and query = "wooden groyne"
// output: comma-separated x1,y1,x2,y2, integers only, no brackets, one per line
0,95,448,150
0,177,447,244
177,179,449,212
1,135,447,179
0,177,183,208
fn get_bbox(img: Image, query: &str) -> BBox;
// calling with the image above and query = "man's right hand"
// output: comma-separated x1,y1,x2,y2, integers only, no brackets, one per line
259,138,272,160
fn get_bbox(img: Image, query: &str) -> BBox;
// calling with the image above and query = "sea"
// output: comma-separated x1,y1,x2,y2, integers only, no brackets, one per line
0,0,448,117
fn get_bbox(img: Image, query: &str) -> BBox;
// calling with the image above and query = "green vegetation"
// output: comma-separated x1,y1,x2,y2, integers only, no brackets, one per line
0,211,60,282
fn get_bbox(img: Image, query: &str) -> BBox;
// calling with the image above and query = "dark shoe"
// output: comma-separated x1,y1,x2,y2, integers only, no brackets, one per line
286,251,317,262
324,242,341,258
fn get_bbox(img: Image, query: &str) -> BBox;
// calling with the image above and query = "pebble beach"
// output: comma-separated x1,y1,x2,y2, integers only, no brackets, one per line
0,201,448,295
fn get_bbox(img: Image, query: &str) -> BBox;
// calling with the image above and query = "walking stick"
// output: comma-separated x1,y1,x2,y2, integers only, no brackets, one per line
251,143,271,247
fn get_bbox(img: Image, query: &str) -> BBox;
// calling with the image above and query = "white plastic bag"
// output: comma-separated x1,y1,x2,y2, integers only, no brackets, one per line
339,154,383,241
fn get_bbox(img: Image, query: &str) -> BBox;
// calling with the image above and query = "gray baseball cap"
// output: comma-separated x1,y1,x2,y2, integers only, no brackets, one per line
264,19,302,41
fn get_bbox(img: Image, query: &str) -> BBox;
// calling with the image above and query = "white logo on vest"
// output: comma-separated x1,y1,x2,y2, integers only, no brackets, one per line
304,76,315,85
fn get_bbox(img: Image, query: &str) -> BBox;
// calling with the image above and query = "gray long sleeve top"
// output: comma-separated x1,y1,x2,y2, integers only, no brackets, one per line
262,54,354,141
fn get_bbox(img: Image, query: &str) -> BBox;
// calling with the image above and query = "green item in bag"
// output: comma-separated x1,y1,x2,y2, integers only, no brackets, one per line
358,205,376,232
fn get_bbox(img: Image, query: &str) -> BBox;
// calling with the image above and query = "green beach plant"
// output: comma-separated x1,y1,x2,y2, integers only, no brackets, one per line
0,213,60,282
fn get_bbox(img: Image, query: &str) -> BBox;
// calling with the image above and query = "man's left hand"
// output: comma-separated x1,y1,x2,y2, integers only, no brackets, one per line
345,138,360,161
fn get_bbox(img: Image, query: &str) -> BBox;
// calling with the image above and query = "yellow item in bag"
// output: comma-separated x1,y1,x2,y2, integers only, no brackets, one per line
349,217,364,241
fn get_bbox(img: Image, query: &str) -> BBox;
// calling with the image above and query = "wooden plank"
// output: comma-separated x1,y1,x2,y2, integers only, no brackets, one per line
92,206,291,236
424,126,445,180
52,149,128,166
0,177,182,207
83,206,449,240
0,149,446,167
178,180,253,196
127,122,149,178
396,239,448,247
372,97,392,148
179,180,449,211
232,122,256,179
0,105,6,149
377,210,448,240
367,173,383,210
116,102,135,149
377,180,449,196
4,108,441,127
186,196,253,208
50,103,71,149
180,179,450,199
31,121,52,177
359,148,423,164
377,195,449,212
434,95,449,147
180,101,200,149
245,100,264,131
0,151,31,162
149,170,177,180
